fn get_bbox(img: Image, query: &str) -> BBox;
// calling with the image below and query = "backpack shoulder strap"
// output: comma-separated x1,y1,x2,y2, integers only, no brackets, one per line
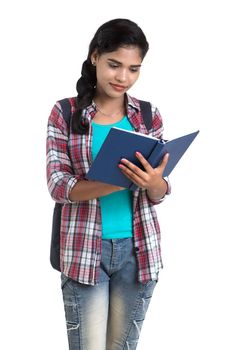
139,100,152,131
58,98,72,124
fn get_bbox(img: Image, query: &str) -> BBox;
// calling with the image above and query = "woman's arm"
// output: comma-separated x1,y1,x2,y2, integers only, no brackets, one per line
47,102,124,203
69,180,124,201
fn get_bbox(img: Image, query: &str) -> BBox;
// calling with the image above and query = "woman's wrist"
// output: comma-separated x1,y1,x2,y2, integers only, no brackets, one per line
146,178,168,201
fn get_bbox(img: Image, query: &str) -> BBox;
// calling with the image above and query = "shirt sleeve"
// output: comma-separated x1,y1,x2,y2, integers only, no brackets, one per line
146,104,171,205
46,101,81,204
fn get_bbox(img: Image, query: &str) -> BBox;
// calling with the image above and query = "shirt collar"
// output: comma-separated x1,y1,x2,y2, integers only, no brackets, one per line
125,93,140,112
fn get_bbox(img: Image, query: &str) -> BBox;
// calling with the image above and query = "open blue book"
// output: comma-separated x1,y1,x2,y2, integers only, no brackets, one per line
86,128,199,190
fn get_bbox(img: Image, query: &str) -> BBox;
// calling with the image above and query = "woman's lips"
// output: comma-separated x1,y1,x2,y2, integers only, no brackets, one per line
110,83,127,92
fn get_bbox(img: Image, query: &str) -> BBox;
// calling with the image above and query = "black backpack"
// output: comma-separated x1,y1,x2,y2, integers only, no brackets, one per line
50,98,152,271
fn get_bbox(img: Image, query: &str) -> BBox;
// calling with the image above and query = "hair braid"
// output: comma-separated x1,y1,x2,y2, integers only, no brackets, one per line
72,59,96,134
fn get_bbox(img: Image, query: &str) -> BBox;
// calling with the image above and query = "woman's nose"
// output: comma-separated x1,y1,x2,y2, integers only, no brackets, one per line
115,69,127,83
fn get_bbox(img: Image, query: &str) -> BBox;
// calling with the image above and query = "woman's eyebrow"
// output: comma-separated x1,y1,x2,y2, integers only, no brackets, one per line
107,58,141,67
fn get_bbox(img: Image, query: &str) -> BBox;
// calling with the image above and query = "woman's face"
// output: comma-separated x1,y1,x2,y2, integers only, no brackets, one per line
91,46,142,99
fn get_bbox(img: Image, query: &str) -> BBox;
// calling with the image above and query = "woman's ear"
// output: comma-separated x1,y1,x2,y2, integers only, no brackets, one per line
90,51,98,66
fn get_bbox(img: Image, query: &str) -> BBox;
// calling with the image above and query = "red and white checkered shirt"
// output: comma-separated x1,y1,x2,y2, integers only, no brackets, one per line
46,94,170,285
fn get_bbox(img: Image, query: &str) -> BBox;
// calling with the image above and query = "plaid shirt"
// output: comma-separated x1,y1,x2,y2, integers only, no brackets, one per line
46,94,170,285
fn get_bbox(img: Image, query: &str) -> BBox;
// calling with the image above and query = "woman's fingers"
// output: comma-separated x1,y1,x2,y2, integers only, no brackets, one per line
158,153,170,173
118,152,170,189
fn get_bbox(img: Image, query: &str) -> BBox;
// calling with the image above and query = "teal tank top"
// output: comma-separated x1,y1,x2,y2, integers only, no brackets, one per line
91,116,134,239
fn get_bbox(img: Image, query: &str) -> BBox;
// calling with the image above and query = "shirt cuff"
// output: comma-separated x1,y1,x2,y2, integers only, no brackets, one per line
66,176,79,203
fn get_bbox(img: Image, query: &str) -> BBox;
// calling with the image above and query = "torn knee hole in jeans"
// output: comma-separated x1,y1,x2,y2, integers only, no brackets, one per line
64,301,78,313
125,295,151,346
64,301,79,332
133,320,141,337
126,340,138,350
66,322,80,332
142,297,146,313
125,320,142,349
126,323,141,350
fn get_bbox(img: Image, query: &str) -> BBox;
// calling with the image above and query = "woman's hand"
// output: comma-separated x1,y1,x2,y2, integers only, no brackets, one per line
118,152,169,200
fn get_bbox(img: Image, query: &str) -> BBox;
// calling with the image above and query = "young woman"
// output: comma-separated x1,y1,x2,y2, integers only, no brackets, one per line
47,18,170,350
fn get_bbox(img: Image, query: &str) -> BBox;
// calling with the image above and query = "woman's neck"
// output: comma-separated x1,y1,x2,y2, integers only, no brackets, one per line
93,94,125,115
92,95,126,125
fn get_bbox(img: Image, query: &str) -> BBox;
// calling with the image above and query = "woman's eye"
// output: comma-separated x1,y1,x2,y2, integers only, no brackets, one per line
109,63,119,69
130,67,139,72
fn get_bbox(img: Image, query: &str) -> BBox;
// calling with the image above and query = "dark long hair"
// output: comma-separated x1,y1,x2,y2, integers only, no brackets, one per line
72,18,149,134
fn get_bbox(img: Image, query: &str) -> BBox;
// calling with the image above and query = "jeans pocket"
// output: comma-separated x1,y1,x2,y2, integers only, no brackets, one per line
61,273,69,289
144,279,157,299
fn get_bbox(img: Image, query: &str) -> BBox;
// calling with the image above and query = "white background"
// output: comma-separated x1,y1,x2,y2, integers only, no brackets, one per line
1,0,234,349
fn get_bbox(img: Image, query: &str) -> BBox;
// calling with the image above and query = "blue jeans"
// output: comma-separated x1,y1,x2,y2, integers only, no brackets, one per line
61,238,157,350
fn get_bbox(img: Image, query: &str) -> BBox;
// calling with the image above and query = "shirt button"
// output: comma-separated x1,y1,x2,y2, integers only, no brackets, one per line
135,247,140,253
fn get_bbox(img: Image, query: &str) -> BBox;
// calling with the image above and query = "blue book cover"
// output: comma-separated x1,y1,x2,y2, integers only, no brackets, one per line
86,128,199,190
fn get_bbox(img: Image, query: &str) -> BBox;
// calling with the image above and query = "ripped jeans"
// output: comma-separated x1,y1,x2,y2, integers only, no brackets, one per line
61,238,157,350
